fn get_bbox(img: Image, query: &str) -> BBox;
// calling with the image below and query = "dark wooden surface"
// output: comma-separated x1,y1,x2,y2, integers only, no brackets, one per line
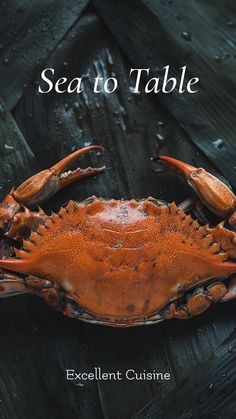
133,328,236,419
0,1,236,418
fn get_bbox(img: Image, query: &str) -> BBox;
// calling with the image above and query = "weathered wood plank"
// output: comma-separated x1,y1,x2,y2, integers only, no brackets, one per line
0,96,36,201
92,0,236,188
0,298,104,419
0,0,89,110
133,328,236,418
159,301,236,383
88,325,175,419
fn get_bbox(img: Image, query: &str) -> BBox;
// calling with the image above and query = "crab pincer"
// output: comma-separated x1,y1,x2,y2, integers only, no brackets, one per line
12,145,105,207
0,145,105,239
0,150,236,327
159,155,236,223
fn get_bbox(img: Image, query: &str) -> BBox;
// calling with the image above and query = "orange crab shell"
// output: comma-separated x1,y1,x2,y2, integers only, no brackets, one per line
1,197,235,324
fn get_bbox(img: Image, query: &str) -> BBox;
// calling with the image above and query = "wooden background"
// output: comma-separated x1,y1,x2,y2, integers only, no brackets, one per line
0,1,236,418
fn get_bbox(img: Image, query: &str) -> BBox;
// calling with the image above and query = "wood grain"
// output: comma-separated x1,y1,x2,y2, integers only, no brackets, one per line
0,0,88,110
134,326,236,418
92,0,236,187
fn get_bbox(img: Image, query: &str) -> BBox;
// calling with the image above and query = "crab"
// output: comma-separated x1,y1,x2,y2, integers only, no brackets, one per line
0,146,236,327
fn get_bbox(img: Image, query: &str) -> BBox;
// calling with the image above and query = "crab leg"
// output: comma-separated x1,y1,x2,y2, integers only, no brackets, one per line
0,237,30,296
0,273,28,297
221,276,236,301
0,145,104,239
0,270,64,312
162,281,229,320
159,156,236,224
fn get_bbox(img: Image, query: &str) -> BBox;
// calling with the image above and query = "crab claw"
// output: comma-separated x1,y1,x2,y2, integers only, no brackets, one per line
158,155,236,217
11,145,105,208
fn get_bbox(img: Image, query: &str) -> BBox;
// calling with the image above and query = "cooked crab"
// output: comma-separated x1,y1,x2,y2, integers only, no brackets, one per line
0,146,235,327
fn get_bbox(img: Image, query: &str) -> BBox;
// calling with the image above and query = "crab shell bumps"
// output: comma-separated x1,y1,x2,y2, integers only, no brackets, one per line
0,148,236,327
